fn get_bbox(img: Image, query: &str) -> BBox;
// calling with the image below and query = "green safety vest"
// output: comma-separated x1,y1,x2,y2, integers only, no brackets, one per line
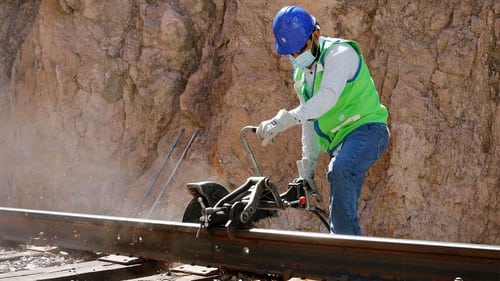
293,37,388,155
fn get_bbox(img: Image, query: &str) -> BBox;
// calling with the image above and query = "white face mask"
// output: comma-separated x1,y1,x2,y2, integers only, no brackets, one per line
288,49,316,69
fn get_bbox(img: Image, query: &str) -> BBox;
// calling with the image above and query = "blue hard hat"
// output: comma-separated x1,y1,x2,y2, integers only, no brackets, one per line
272,6,316,55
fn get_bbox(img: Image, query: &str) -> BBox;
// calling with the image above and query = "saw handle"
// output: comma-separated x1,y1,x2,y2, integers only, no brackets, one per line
243,126,257,133
240,126,262,177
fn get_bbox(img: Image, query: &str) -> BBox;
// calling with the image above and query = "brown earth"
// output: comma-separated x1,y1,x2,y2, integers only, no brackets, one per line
0,0,498,245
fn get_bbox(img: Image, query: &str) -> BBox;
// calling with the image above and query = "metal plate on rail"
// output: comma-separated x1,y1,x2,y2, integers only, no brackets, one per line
98,254,144,265
171,264,219,276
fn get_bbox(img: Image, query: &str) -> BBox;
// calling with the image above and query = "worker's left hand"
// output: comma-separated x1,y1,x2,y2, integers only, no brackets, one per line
256,109,298,146
297,158,323,203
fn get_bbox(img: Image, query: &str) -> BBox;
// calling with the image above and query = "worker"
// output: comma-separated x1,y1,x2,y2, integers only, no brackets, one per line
256,5,390,235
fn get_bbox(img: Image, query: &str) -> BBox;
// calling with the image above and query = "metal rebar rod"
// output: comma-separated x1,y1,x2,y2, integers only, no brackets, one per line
145,129,199,218
132,128,184,217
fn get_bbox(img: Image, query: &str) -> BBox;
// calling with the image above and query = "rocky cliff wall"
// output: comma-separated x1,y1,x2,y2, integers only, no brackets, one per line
0,0,498,244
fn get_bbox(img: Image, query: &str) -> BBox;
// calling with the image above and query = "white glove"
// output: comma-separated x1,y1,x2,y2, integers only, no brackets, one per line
296,158,323,202
256,109,298,146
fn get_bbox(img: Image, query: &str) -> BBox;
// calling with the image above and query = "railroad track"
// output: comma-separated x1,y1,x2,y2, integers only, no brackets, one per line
0,241,237,281
0,242,165,280
0,207,498,281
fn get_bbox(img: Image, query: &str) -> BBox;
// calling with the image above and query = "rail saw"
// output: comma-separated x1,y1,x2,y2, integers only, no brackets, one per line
182,126,329,239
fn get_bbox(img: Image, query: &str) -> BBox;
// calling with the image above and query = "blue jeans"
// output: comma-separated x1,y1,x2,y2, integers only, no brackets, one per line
327,123,389,235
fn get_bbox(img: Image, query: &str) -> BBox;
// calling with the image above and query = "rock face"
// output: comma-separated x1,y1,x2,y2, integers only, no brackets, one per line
0,0,498,244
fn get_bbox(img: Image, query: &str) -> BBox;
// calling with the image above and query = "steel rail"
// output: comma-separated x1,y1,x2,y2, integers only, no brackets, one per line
0,207,498,280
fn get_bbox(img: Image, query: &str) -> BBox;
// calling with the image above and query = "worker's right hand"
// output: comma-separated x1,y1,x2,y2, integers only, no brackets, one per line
256,109,298,146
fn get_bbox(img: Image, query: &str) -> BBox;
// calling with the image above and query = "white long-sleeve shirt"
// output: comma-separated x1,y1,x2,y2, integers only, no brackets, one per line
289,41,360,161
